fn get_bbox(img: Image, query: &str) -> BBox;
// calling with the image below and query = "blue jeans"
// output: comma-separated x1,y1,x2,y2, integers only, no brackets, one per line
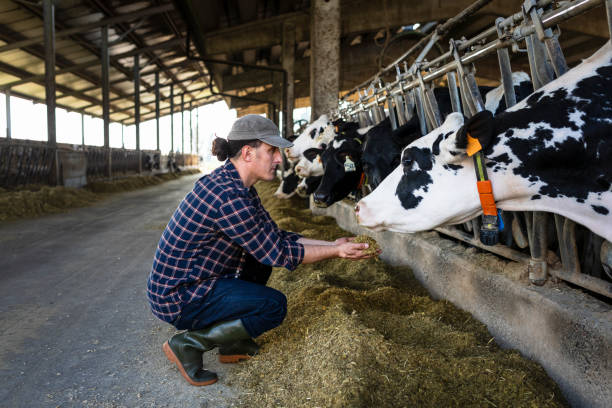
172,275,287,338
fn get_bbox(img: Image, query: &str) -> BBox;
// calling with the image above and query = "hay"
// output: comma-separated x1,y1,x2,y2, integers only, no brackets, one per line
352,234,381,257
231,180,567,407
0,169,201,222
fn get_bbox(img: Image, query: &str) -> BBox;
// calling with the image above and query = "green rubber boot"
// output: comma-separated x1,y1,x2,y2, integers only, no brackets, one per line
163,319,251,386
218,338,260,363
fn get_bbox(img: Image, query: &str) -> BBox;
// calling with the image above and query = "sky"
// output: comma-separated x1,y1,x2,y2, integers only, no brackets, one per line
0,94,310,168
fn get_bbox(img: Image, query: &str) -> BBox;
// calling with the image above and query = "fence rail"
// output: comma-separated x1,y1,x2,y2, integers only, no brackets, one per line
0,138,198,188
336,0,612,299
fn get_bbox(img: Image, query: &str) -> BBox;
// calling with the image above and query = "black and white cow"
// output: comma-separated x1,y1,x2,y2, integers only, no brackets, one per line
286,114,330,160
296,175,323,198
274,169,301,199
356,41,612,243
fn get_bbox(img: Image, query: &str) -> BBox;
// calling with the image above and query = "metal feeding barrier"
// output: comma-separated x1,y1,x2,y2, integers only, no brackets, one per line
336,0,612,299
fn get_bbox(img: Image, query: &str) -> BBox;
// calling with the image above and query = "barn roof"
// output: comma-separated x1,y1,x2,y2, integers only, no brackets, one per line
0,0,608,123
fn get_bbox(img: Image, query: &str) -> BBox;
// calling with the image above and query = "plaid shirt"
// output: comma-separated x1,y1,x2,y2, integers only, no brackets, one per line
147,160,304,323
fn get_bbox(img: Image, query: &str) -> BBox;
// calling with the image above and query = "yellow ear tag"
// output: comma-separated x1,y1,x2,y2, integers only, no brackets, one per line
466,133,482,157
344,157,356,172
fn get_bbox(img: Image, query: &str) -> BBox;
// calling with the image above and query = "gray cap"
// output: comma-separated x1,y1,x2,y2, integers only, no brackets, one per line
227,114,293,148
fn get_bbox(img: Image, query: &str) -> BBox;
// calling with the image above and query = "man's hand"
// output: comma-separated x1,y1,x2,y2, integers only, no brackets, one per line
336,242,377,259
333,237,353,245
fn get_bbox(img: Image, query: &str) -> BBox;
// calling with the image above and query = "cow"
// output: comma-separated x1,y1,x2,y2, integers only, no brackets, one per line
295,146,326,177
274,168,301,199
355,41,612,244
286,114,329,160
296,175,323,198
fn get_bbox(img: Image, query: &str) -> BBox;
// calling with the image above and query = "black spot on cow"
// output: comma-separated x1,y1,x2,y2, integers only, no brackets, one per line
592,205,609,215
319,127,324,134
531,194,541,200
396,169,432,209
443,163,463,172
404,147,433,171
281,172,300,195
488,63,612,205
490,153,512,165
431,132,453,156
309,129,317,139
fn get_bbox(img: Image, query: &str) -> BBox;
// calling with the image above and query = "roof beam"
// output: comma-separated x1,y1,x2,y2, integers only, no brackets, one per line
0,3,174,54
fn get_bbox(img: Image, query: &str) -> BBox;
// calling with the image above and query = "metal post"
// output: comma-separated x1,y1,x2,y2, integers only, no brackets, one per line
412,88,428,135
195,106,199,155
5,91,11,139
607,0,612,39
529,212,549,285
121,124,124,149
495,18,517,109
189,101,193,154
170,84,174,152
446,72,462,114
100,25,111,178
43,0,58,184
134,54,141,173
282,20,296,140
155,71,160,151
81,113,84,146
180,94,184,155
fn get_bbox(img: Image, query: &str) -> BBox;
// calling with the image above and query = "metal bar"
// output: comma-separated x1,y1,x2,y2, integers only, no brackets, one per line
134,54,141,173
435,226,531,263
413,88,428,135
81,113,84,146
341,0,495,101
0,4,174,54
181,94,184,155
0,38,184,91
347,0,602,115
446,72,462,114
495,18,517,109
607,0,612,38
155,71,160,151
101,26,110,149
43,0,56,147
528,212,549,285
5,91,10,140
170,85,174,153
196,106,199,155
189,101,193,154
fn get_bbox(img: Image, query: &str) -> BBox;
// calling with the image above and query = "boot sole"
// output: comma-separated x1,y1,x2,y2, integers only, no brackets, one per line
219,354,251,364
163,341,218,386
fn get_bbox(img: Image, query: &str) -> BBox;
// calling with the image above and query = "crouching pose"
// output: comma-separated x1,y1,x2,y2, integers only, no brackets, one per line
147,115,377,386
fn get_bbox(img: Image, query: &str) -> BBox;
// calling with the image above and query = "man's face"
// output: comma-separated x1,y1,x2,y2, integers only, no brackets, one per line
252,142,282,181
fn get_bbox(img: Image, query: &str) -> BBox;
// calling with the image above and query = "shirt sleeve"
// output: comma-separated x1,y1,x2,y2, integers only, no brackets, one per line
215,193,304,271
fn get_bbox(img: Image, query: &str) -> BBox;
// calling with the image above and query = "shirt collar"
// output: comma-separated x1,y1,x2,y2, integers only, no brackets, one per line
222,160,252,196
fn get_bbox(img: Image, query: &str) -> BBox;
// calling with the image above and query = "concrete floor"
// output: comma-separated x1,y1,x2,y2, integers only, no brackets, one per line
0,174,241,408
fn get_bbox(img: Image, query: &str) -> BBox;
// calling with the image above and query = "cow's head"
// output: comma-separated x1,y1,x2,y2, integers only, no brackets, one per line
295,146,325,177
362,117,422,190
274,170,300,199
296,175,322,197
286,114,329,160
313,137,365,207
355,113,482,232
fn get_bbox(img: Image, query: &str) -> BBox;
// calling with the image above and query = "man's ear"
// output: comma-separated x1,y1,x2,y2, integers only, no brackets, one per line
240,145,255,162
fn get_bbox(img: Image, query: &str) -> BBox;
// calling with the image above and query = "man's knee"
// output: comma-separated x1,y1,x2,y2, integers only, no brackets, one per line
266,291,287,325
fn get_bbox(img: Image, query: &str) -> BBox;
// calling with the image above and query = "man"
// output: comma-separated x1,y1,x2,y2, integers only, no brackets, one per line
147,115,377,386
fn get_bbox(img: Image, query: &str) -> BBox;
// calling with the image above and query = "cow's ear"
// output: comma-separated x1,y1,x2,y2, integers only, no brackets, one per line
437,114,468,164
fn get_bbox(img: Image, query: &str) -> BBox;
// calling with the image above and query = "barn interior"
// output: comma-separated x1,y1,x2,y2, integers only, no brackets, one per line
0,1,610,407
